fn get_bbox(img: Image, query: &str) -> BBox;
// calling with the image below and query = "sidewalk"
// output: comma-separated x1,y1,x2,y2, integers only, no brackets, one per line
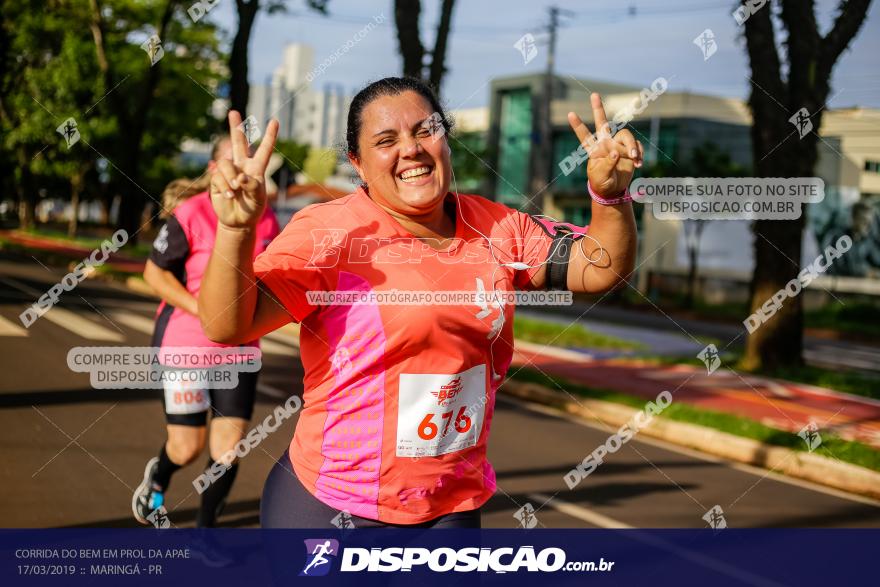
523,303,880,375
510,344,880,450
0,230,146,274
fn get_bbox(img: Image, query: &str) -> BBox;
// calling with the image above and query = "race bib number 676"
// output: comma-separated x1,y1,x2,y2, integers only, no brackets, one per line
396,364,486,458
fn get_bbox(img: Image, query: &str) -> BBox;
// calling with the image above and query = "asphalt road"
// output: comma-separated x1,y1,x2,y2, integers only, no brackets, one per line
1,252,878,529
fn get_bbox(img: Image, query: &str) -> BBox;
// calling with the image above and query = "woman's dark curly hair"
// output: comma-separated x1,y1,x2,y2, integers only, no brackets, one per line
346,77,454,157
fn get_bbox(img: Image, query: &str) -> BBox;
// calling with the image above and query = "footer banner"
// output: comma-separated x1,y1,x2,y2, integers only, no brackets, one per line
1,529,874,586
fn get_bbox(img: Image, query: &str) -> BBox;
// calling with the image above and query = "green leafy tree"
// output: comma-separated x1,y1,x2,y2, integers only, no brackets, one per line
88,0,223,240
1,1,223,239
275,139,309,176
1,0,115,234
302,147,336,184
449,131,488,193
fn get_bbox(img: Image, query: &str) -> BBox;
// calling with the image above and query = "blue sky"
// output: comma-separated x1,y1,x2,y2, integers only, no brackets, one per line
207,0,880,110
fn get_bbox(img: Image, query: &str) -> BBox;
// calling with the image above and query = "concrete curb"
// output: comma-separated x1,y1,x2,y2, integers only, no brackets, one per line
500,379,880,501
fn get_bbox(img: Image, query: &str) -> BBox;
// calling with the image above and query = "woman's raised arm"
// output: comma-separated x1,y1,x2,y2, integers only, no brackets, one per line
565,93,640,294
199,111,289,343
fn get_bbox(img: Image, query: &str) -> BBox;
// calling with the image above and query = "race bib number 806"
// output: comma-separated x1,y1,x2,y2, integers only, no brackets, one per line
396,364,486,458
163,373,210,414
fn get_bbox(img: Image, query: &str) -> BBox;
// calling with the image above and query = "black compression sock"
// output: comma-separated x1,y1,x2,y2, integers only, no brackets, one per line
153,443,182,492
197,458,239,528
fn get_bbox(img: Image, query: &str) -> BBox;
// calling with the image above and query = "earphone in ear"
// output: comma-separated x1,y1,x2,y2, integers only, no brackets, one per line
446,143,452,156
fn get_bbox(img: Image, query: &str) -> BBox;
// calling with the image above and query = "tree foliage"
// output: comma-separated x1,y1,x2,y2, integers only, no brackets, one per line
0,0,224,239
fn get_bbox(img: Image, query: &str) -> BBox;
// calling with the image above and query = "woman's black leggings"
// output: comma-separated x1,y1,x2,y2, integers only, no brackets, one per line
260,451,482,529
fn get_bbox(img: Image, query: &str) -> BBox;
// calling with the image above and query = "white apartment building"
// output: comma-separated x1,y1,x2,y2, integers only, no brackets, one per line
248,43,350,150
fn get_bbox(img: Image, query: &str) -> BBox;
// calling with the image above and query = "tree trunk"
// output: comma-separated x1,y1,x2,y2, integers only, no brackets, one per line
684,221,706,309
685,248,698,309
18,201,35,229
68,171,84,238
230,0,259,115
744,113,819,370
89,0,177,242
16,150,36,230
394,0,425,79
741,0,871,371
428,0,456,94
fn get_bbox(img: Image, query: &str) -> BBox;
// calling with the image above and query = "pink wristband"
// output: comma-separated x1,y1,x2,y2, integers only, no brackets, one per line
588,182,633,205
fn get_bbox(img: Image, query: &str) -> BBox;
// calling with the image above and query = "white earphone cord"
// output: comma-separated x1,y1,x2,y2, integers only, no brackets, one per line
447,143,608,381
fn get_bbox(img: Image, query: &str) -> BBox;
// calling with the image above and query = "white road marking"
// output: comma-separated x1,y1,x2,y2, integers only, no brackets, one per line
0,314,28,337
40,307,124,341
257,382,293,399
267,323,301,348
261,338,297,357
109,311,154,335
0,276,120,341
109,310,297,357
528,492,633,528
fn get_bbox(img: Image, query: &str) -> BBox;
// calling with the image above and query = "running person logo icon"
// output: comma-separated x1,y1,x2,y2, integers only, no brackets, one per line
139,34,164,66
789,107,814,138
702,505,727,530
56,118,80,148
798,421,823,452
697,344,721,374
474,277,504,339
299,539,339,577
331,347,352,374
146,506,170,529
513,33,538,64
514,503,538,529
237,115,262,146
693,29,717,60
331,510,356,530
421,112,446,143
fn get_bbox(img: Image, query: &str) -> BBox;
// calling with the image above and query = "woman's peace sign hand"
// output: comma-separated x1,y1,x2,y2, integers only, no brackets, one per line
568,93,643,199
209,111,280,229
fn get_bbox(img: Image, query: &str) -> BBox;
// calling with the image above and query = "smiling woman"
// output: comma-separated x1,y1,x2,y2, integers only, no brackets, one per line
197,76,640,529
345,78,457,246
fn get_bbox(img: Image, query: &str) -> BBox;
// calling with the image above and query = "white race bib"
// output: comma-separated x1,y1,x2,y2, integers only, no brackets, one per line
163,372,211,414
396,364,486,457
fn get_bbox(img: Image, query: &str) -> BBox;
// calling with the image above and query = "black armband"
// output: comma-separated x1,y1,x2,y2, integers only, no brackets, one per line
527,216,589,291
546,231,575,291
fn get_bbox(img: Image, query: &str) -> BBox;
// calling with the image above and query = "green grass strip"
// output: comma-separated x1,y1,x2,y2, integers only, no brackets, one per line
508,367,880,473
513,315,647,351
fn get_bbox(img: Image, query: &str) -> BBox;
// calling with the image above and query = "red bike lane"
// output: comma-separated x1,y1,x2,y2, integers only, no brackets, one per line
510,344,880,450
0,231,146,273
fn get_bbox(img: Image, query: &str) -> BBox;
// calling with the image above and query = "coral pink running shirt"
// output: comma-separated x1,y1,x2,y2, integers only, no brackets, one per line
253,187,561,524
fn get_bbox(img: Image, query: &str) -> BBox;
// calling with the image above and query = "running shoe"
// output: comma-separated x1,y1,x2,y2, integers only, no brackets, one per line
132,457,165,525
